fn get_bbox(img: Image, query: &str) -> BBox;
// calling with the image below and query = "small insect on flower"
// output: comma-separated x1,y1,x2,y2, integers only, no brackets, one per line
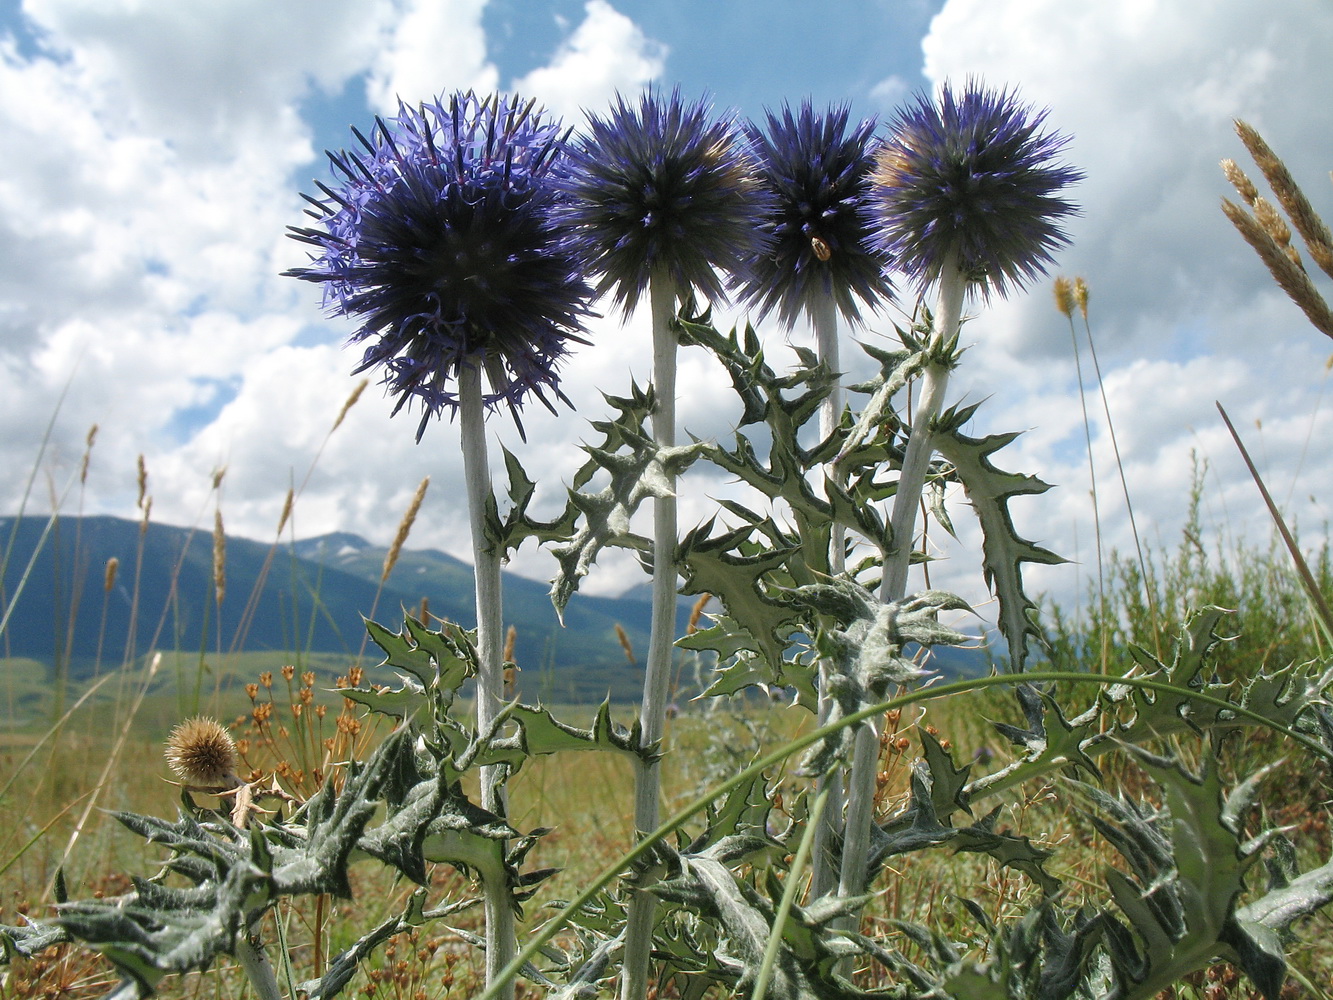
870,79,1082,298
165,716,241,788
285,92,595,440
737,101,892,326
556,87,773,312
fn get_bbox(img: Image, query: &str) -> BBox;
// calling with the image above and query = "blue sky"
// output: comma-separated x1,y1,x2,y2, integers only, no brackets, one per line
2,0,1332,615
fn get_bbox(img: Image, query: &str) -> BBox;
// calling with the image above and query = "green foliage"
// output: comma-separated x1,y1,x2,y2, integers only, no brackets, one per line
10,302,1333,1000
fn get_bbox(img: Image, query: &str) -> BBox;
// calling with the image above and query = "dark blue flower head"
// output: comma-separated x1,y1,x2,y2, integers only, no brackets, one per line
285,91,594,440
737,101,893,327
870,80,1081,297
556,87,772,313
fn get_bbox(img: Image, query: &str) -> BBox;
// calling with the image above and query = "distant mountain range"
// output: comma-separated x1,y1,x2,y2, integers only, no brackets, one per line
0,514,986,704
0,514,664,701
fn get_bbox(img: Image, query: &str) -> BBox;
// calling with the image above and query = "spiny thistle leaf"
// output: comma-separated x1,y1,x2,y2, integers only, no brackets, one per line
1071,747,1285,1000
476,699,658,769
933,404,1064,672
990,683,1102,781
919,728,973,822
688,638,819,711
488,444,580,558
363,615,475,695
678,519,802,672
544,383,703,615
872,763,1060,894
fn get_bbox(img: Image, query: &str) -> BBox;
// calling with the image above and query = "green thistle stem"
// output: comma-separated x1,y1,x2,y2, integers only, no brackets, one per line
810,290,847,901
838,255,966,908
459,361,516,1000
621,266,680,1000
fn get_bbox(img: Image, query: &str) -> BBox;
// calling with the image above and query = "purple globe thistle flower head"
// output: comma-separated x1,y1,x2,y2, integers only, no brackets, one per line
737,101,894,327
870,80,1081,297
556,87,773,313
285,92,594,440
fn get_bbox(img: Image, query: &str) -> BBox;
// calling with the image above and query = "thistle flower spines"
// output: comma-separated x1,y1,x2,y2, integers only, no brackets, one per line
556,87,773,312
736,100,893,327
869,80,1082,297
285,91,594,439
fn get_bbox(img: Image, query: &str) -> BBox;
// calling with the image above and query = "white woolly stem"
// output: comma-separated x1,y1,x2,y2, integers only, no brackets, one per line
837,257,966,911
810,290,846,901
620,267,679,1000
234,926,282,1000
459,362,516,1000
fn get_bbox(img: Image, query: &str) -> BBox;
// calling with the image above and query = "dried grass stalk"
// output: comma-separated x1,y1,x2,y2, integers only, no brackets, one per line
213,509,226,607
275,487,294,536
1235,119,1333,280
382,476,429,582
1053,276,1075,318
1220,158,1259,206
1223,197,1333,340
332,378,368,433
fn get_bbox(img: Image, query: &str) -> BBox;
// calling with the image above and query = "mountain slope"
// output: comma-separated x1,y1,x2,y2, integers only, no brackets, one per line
0,515,666,701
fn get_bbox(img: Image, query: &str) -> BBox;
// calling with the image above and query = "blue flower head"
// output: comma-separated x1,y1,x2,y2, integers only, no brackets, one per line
871,81,1081,297
737,101,893,327
285,92,594,440
557,87,772,313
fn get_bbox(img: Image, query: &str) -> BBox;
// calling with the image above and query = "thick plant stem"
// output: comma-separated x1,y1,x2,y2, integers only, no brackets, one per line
620,267,679,1000
459,362,515,1000
235,928,282,1000
837,260,967,909
809,291,846,901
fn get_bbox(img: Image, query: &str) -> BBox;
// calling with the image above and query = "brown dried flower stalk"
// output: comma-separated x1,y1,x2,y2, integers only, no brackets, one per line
1234,120,1333,279
1053,276,1075,318
1221,158,1259,206
213,509,226,607
1073,277,1089,320
383,476,429,582
1222,198,1333,340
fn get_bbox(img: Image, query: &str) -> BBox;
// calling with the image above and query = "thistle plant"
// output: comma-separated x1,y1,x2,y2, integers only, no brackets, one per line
738,99,891,896
285,90,594,996
556,86,770,1000
827,81,1083,909
12,83,1333,1000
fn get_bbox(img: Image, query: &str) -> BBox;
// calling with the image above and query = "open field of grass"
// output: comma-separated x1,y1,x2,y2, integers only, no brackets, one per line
3,651,1331,999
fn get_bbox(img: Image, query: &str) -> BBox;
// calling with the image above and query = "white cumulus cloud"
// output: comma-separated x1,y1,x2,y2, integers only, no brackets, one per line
512,0,667,121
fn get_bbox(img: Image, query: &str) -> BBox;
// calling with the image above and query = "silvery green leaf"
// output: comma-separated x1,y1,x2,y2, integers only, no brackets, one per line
476,699,657,769
933,404,1064,672
677,519,802,673
545,386,703,615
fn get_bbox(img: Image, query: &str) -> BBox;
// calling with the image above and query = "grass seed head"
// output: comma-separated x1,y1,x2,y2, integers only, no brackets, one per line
1053,276,1075,317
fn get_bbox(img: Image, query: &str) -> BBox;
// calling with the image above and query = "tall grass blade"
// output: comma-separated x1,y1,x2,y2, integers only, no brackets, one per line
1216,401,1333,639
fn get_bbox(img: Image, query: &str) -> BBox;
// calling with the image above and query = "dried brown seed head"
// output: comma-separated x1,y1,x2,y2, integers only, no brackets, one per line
165,717,239,787
1073,277,1089,319
1053,276,1075,317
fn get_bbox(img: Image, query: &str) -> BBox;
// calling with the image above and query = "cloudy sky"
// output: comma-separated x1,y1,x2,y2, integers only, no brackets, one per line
3,0,1332,626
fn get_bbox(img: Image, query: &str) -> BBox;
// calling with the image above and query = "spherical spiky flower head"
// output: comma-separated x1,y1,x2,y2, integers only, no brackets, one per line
286,92,594,440
737,101,893,327
165,717,239,787
557,87,772,313
870,81,1081,297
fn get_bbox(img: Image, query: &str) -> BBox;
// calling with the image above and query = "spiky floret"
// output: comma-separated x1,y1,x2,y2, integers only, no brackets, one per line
285,92,594,440
870,80,1081,297
165,717,239,787
737,101,893,326
556,87,772,312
